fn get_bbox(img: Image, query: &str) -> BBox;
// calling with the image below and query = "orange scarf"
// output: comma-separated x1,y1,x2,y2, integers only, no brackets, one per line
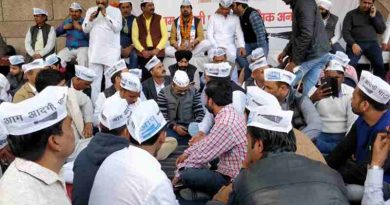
179,13,193,40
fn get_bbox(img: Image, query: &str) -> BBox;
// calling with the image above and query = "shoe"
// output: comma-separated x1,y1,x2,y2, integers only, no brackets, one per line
179,188,211,201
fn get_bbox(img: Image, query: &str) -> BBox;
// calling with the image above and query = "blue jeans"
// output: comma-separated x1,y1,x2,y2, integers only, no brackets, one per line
166,127,190,146
236,43,269,81
346,42,386,79
128,49,138,68
181,168,230,196
293,53,331,96
316,132,345,155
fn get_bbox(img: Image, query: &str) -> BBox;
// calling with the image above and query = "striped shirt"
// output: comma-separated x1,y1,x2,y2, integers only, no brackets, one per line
177,104,247,179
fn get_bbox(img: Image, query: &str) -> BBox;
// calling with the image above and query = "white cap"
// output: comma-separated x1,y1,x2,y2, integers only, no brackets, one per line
9,55,25,66
332,51,350,67
145,56,161,72
247,106,294,133
33,8,48,16
264,68,296,86
127,100,167,144
119,0,133,3
250,48,265,61
173,70,190,87
100,96,131,130
182,0,192,6
105,59,127,79
208,47,227,61
317,0,332,10
45,53,60,66
204,62,231,78
0,86,68,136
249,57,268,72
246,86,281,111
22,59,48,72
75,65,96,82
120,72,142,92
141,0,153,3
220,0,233,8
358,71,390,105
233,0,249,4
325,60,344,73
129,69,143,80
69,2,82,10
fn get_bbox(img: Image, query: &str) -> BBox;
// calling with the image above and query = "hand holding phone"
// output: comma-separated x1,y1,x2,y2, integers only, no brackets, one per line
320,77,338,98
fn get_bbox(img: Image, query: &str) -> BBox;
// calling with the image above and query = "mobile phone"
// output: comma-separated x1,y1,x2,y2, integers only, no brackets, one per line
321,77,338,97
95,7,101,17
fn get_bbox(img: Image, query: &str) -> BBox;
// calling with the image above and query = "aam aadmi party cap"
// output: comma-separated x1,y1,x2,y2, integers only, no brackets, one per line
129,69,143,80
182,0,192,6
250,48,265,61
358,71,390,105
332,51,350,67
120,72,142,92
173,70,190,87
100,96,131,130
247,106,293,133
246,86,281,111
9,55,25,66
249,57,268,72
33,8,48,16
0,86,68,136
141,0,154,4
70,2,82,10
45,53,60,66
220,0,233,8
127,100,167,144
204,62,231,78
75,65,96,82
145,56,161,72
22,59,48,72
264,68,296,86
208,47,227,61
317,0,332,10
105,59,128,79
325,60,344,73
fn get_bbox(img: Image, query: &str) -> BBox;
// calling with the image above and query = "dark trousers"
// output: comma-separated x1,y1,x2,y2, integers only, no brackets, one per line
181,168,230,196
138,51,164,82
346,42,386,79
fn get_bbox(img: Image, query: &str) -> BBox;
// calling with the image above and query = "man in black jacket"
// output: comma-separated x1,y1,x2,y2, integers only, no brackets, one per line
278,0,331,96
226,106,348,205
142,55,172,101
168,50,198,83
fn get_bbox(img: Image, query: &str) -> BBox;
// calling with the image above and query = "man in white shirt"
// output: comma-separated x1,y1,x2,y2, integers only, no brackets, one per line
207,0,245,64
25,8,56,62
82,0,122,102
0,86,74,205
309,59,358,154
89,100,179,205
362,126,390,205
318,0,344,53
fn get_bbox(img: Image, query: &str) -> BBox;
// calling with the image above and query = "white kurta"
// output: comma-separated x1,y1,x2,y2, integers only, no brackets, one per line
207,12,245,63
383,16,390,44
82,6,122,66
89,147,179,205
0,158,71,205
24,26,56,57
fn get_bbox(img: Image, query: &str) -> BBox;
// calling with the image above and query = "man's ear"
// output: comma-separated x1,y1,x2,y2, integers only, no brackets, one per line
254,139,264,155
47,135,61,152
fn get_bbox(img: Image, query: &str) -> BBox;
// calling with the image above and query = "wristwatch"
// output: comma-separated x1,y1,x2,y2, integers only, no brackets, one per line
368,164,383,170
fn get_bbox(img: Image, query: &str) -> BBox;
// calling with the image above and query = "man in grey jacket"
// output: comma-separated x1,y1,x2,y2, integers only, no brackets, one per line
278,0,331,96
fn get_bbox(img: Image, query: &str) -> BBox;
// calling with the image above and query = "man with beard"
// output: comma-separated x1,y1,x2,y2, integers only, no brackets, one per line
317,0,344,53
119,0,138,68
7,55,25,96
143,56,172,101
168,50,198,83
326,71,390,189
132,0,168,81
166,0,211,58
56,2,89,67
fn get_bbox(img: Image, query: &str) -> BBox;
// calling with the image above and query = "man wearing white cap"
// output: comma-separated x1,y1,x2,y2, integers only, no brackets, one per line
264,68,322,140
13,59,48,103
166,0,211,58
132,0,168,81
242,56,268,89
67,65,95,98
25,8,56,62
174,80,247,199
0,86,74,205
309,60,357,154
157,70,204,145
224,106,348,205
142,55,172,101
45,53,62,70
317,0,344,53
56,2,89,67
82,0,122,103
207,47,239,83
89,100,179,205
231,0,269,81
119,0,138,68
326,71,390,188
73,96,131,205
7,55,25,96
207,0,245,64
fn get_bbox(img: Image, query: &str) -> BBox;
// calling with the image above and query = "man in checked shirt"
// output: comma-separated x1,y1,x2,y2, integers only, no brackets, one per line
173,79,247,199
